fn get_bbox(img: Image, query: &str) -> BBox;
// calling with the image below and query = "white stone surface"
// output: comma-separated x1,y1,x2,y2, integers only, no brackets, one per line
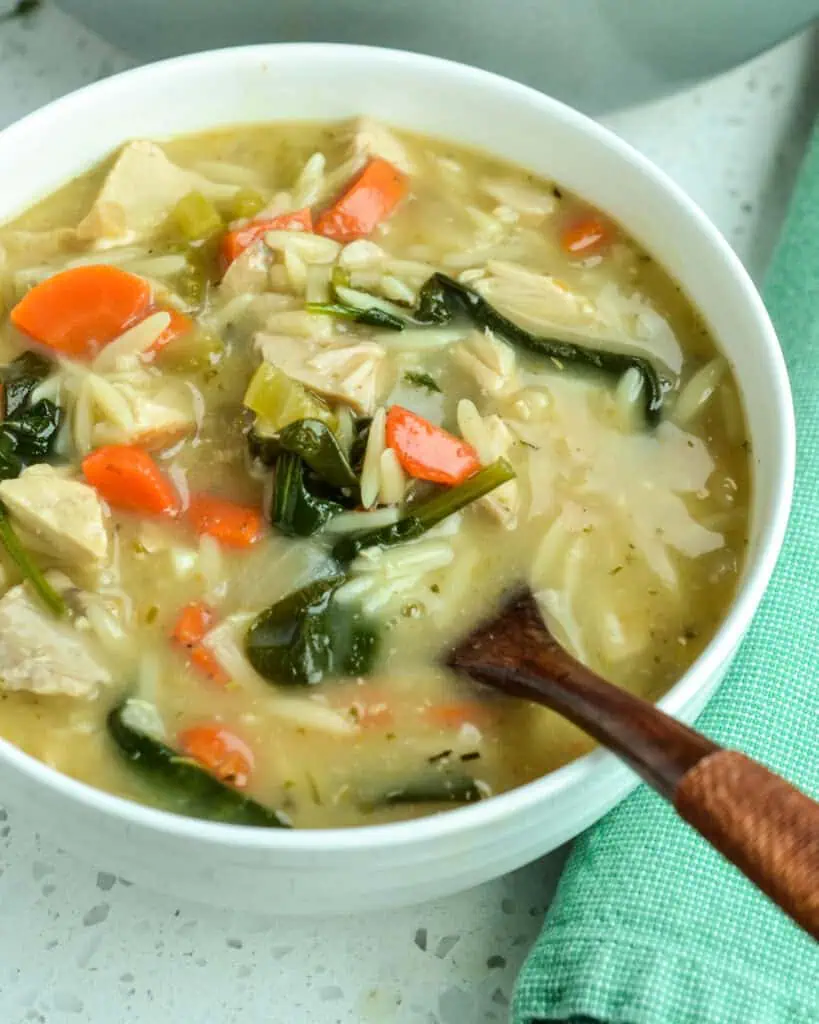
0,7,816,1022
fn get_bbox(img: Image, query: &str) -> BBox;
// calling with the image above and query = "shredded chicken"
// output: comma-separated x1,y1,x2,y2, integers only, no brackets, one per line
451,328,518,395
219,241,271,301
342,116,415,175
254,333,385,415
0,576,112,698
456,400,519,528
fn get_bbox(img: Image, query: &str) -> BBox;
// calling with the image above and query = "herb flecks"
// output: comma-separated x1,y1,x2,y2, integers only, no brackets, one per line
404,371,442,394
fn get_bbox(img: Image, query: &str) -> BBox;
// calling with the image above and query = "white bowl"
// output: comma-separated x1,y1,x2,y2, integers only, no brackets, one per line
0,45,794,914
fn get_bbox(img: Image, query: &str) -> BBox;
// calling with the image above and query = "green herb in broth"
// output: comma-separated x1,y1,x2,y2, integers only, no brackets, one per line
404,371,442,394
107,700,291,827
356,767,484,809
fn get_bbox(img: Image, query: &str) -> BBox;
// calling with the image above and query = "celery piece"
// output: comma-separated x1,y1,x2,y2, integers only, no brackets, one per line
229,188,266,221
156,329,224,372
243,364,335,432
171,191,223,242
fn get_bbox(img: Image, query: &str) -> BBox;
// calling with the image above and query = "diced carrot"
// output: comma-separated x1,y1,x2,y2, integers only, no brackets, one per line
220,207,313,269
171,602,230,685
81,445,180,516
10,265,152,358
178,724,253,788
561,213,612,257
315,158,407,242
149,308,194,354
172,600,214,647
424,702,496,731
385,406,480,486
186,494,264,548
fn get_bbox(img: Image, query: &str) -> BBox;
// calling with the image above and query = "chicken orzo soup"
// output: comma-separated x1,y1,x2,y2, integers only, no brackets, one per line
0,119,750,827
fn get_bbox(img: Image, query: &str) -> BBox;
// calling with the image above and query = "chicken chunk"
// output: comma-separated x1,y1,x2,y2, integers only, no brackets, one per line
0,465,109,564
123,386,197,450
219,241,271,301
77,140,239,246
254,333,385,415
0,578,112,698
456,400,519,529
343,117,415,175
84,376,196,451
451,328,518,395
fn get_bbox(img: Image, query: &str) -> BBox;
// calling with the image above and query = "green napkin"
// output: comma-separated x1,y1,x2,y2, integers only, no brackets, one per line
513,126,819,1024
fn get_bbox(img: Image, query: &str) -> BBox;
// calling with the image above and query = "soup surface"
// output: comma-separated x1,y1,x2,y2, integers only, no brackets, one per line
0,119,750,827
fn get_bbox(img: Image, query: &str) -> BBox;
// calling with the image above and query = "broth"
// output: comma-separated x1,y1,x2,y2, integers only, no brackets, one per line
0,119,750,827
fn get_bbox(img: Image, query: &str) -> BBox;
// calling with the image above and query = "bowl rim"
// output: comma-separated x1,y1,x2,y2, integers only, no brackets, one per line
0,41,796,852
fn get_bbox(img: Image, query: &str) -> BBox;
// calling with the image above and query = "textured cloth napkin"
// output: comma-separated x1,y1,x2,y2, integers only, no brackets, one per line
512,126,819,1024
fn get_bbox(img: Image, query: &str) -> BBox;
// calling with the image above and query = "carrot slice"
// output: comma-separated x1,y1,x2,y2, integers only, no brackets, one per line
171,602,230,685
561,213,612,256
385,406,480,486
10,265,152,358
220,207,313,269
315,158,407,242
178,724,254,788
186,494,264,548
149,308,194,353
81,445,179,516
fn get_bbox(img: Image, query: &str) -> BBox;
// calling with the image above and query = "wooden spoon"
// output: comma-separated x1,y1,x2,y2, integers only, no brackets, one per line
445,588,819,939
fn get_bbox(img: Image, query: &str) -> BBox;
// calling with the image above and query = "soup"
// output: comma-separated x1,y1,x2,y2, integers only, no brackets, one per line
0,119,750,828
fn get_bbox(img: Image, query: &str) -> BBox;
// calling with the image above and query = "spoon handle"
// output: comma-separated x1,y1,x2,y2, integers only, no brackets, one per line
675,750,819,939
511,652,819,939
447,590,819,938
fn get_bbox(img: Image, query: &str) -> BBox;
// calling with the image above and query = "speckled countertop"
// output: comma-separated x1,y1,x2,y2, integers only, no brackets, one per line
0,8,817,1023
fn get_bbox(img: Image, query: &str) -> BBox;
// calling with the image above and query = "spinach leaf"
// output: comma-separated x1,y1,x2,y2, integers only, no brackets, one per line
107,700,291,828
356,767,484,809
413,274,665,424
3,352,51,418
332,457,515,563
0,355,61,480
2,399,60,459
270,452,343,537
246,427,280,468
246,576,380,687
278,419,358,491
